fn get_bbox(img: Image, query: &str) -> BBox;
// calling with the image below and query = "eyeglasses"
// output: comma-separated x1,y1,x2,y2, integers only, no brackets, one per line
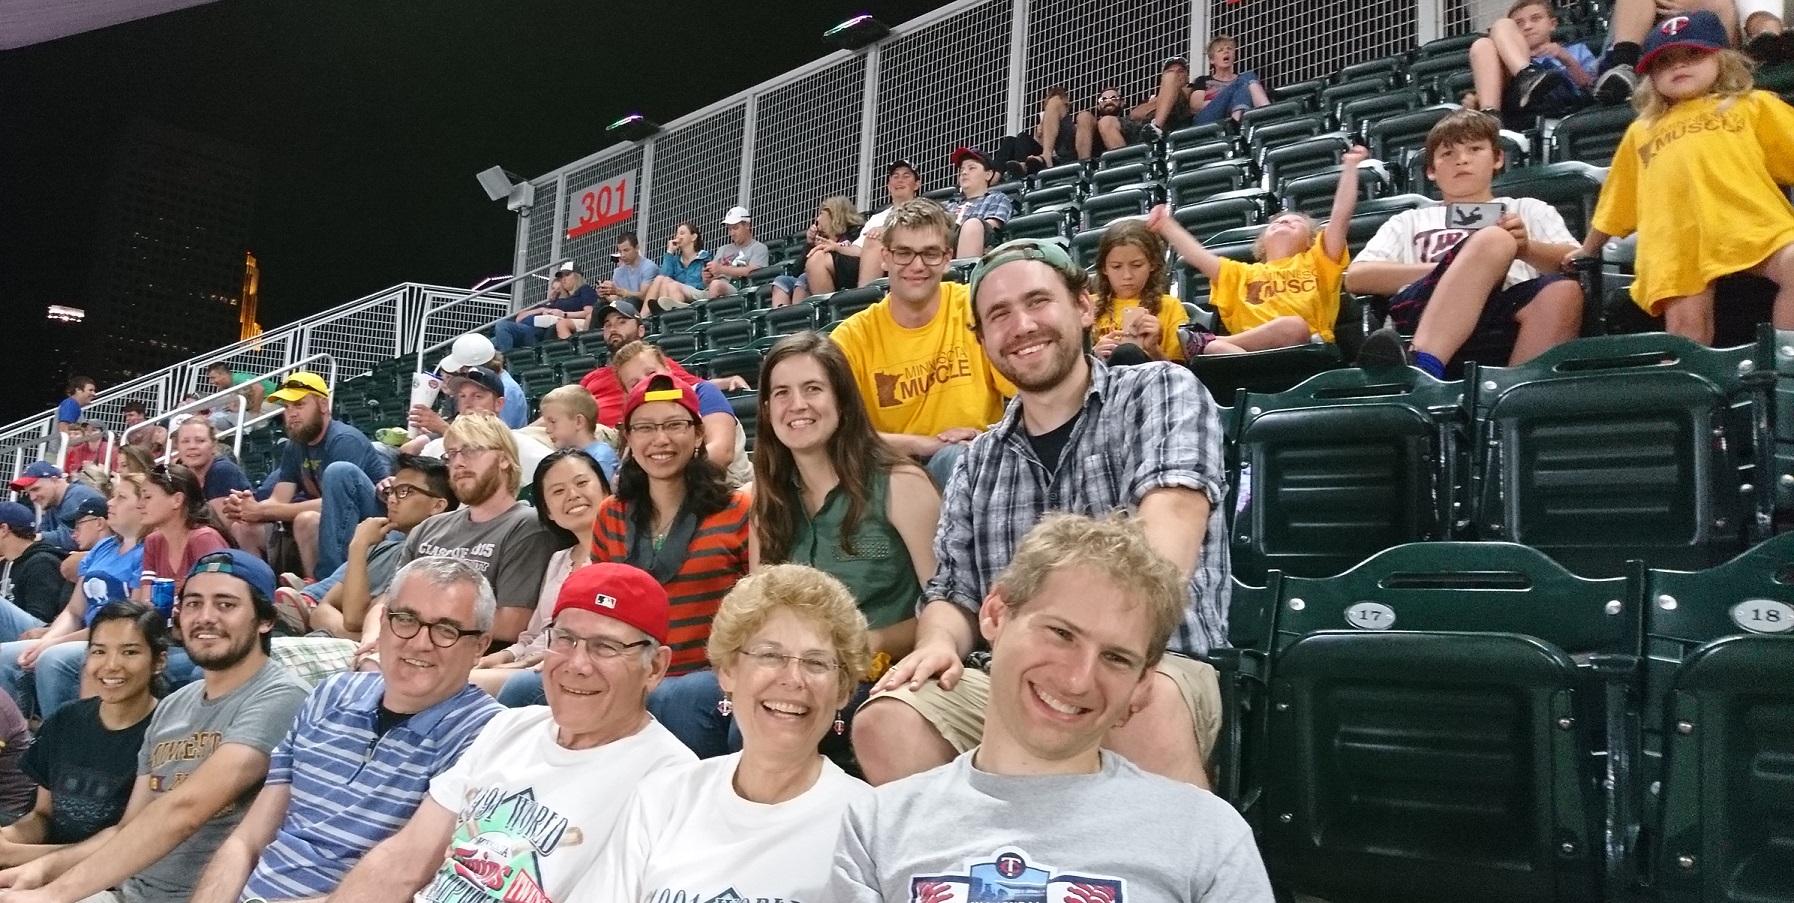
741,646,841,677
381,483,440,501
545,625,655,660
385,610,483,648
278,379,323,394
625,419,698,438
885,246,951,267
440,445,493,463
1098,93,1122,103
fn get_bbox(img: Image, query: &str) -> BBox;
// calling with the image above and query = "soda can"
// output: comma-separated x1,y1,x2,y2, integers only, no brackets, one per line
150,578,177,616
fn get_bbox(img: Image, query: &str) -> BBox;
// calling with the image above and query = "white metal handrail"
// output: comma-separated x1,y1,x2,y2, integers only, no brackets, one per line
412,261,563,373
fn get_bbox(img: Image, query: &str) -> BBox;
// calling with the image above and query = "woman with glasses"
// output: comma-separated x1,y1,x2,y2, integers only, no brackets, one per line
470,448,611,700
131,466,232,615
170,418,251,526
0,602,165,865
640,221,711,314
584,564,871,902
0,483,149,718
597,375,751,751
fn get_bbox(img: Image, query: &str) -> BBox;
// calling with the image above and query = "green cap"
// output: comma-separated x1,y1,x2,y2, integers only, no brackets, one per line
966,238,1079,305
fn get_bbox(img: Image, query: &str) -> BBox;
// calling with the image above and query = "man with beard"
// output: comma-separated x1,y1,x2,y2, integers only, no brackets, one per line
854,238,1229,790
829,515,1272,903
575,301,746,428
382,412,553,650
222,372,390,580
830,199,1016,488
0,550,309,903
323,563,694,903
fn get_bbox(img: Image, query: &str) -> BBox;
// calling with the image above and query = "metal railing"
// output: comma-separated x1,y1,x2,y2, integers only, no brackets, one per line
413,261,563,373
121,353,340,463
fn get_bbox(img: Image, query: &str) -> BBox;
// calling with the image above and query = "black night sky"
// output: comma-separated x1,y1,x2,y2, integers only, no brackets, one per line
0,0,951,422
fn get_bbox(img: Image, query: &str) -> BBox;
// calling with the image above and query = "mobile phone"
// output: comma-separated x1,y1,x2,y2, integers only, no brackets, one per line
1446,202,1505,230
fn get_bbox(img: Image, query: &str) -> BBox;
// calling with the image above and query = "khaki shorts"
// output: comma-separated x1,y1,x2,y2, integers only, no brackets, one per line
868,652,1222,760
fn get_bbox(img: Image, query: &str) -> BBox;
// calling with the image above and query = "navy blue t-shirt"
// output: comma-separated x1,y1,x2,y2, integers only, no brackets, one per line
548,283,599,314
199,456,252,500
274,420,389,497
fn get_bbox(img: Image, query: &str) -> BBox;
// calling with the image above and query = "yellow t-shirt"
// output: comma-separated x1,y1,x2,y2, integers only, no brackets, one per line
829,281,1016,437
1093,296,1189,361
1211,233,1348,341
1591,90,1794,315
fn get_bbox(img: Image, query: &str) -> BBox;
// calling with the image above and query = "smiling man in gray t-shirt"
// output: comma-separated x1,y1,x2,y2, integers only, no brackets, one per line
829,515,1273,903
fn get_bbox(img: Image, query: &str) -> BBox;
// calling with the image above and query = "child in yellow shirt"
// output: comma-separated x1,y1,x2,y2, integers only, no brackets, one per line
1090,220,1207,361
1577,11,1794,345
1148,145,1367,357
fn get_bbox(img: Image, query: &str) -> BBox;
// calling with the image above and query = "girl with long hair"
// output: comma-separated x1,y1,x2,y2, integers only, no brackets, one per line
170,418,251,526
132,465,232,609
641,221,712,313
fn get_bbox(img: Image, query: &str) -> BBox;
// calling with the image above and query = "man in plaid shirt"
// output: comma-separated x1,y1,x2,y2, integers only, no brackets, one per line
855,238,1229,790
944,147,1013,259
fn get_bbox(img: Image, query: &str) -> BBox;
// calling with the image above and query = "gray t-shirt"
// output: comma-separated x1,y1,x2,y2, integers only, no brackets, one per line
364,535,405,597
127,659,310,903
403,502,555,607
828,751,1273,903
713,240,770,270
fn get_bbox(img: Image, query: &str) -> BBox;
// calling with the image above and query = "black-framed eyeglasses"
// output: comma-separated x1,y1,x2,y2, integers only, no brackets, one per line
544,624,655,660
385,610,483,648
625,419,698,438
885,246,951,267
380,483,440,501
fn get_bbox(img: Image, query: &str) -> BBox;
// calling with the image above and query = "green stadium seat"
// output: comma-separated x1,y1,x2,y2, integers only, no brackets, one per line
572,332,613,358
1081,187,1157,230
1172,189,1273,241
1492,161,1606,237
744,263,789,288
1365,104,1459,164
654,306,703,336
1416,33,1482,57
754,301,817,336
1550,104,1636,166
1337,55,1405,85
1020,184,1082,212
702,317,755,351
1239,98,1317,141
1435,69,1476,106
729,391,759,453
513,364,555,399
705,349,763,389
1275,78,1328,104
1210,573,1279,815
556,356,599,385
1340,88,1432,138
1245,114,1331,158
1469,333,1766,577
1231,366,1465,582
1261,135,1352,191
1091,161,1157,194
1031,160,1088,190
1166,121,1234,149
1189,343,1344,402
1262,540,1635,903
1643,532,1794,903
1003,205,1077,242
825,286,883,321
1279,162,1392,217
1320,76,1395,118
1405,50,1471,88
647,331,700,362
1168,139,1233,172
703,295,752,322
1095,143,1158,171
1169,159,1257,206
1771,327,1794,517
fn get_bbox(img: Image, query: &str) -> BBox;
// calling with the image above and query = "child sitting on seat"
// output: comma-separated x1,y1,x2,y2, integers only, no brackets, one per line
1465,0,1598,121
1146,145,1369,359
1575,11,1794,346
1090,220,1205,361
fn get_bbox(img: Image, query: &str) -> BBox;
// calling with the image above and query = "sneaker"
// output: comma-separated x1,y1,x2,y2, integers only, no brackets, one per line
1139,121,1164,143
1593,64,1638,105
1512,64,1568,112
1004,159,1030,181
273,586,314,635
279,572,308,593
1356,326,1410,370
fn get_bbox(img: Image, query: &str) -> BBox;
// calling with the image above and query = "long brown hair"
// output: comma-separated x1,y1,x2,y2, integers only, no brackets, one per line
752,333,911,563
142,463,234,540
1092,220,1169,324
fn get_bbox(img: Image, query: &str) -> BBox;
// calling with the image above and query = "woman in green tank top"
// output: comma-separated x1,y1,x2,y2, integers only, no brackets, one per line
750,333,941,675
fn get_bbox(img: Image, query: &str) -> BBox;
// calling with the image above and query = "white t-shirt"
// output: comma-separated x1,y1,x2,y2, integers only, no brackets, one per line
418,707,694,903
576,752,870,903
1354,196,1576,290
422,429,553,482
853,207,894,248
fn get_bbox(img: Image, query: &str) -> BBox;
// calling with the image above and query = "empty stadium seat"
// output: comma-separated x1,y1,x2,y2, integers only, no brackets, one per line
705,348,762,389
1405,50,1471,90
1261,135,1352,191
1340,88,1432,138
1643,533,1794,903
1415,32,1481,57
1173,189,1273,240
1231,366,1464,582
1550,104,1636,166
1188,344,1344,408
556,355,599,384
647,331,699,361
1279,162,1392,217
1469,333,1765,577
1246,114,1330,158
1337,55,1404,85
703,317,755,351
1091,161,1158,194
1262,541,1633,903
729,391,759,453
1320,77,1394,118
1491,160,1606,236
1166,121,1233,149
1168,139,1233,172
1020,183,1082,212
1031,160,1088,190
1081,186,1156,230
655,306,703,335
825,286,883,322
753,301,817,336
1365,104,1459,164
1096,143,1158,171
1003,205,1077,242
1169,159,1256,206
1274,78,1328,105
703,295,752,322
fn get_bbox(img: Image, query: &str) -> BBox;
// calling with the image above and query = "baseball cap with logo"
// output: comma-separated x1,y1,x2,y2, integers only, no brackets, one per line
8,461,65,491
555,260,583,276
267,372,331,404
69,495,109,522
1639,10,1730,72
552,561,670,644
186,549,278,603
722,206,752,225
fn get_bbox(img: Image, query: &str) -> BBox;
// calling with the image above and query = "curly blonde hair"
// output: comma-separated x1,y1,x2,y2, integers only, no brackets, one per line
706,563,872,703
1635,48,1756,121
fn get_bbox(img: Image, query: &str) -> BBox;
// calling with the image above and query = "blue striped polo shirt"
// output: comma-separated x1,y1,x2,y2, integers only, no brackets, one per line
243,672,503,900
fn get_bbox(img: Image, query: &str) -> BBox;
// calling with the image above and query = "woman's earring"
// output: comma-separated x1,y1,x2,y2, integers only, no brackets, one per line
833,712,846,736
717,695,733,717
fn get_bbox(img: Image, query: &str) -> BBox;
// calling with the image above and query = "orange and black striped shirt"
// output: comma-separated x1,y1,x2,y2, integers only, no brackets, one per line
592,491,751,674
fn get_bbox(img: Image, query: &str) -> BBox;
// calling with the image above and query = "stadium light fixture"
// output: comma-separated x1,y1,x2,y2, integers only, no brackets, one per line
823,14,890,51
476,166,535,212
605,114,662,144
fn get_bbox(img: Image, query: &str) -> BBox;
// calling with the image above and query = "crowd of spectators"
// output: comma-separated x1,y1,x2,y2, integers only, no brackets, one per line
3,4,1792,900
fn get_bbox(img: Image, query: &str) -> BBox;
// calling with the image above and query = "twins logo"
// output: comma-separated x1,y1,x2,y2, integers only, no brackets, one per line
908,849,1125,902
1660,14,1691,35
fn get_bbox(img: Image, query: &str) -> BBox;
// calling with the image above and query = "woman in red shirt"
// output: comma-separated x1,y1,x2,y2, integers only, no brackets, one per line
129,466,231,611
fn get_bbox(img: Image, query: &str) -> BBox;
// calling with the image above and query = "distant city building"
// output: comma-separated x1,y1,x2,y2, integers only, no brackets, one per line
82,117,257,385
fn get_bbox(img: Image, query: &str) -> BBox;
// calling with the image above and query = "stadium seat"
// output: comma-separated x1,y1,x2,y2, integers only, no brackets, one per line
654,307,703,336
1415,32,1481,57
1188,343,1345,411
1096,143,1158,171
825,286,883,322
1231,366,1464,582
1166,121,1234,149
1279,161,1392,217
1469,333,1766,577
1003,205,1077,242
705,348,762,389
753,301,817,336
1031,160,1088,190
1335,193,1437,257
1245,114,1331,158
1081,187,1157,230
1491,161,1606,236
1169,159,1257,206
556,355,599,384
703,295,752,322
702,317,755,351
1167,139,1233,172
1550,104,1637,166
1240,98,1317,144
1091,161,1158,194
1643,532,1794,903
513,364,555,399
1773,327,1794,518
1320,76,1394,118
1339,88,1432,138
1261,135,1352,191
1338,55,1405,85
922,185,957,202
1172,189,1273,240
1436,70,1476,106
1261,540,1633,903
1210,575,1280,815
729,391,759,453
647,331,700,362
743,264,788,288
1020,183,1082,212
1405,50,1471,89
1274,78,1328,105
1365,104,1459,164
572,332,613,358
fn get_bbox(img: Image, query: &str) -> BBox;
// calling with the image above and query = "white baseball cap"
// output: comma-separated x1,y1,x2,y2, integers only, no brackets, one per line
555,260,580,275
438,333,497,374
722,206,751,225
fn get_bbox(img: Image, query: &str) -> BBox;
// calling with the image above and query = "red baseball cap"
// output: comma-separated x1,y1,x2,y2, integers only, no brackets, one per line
622,373,701,426
552,562,670,645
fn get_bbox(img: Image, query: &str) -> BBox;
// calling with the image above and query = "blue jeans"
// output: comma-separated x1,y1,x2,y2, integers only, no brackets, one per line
646,670,738,759
497,669,545,707
0,600,46,645
493,318,548,351
318,461,383,579
925,442,969,491
0,641,201,719
1194,71,1262,126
